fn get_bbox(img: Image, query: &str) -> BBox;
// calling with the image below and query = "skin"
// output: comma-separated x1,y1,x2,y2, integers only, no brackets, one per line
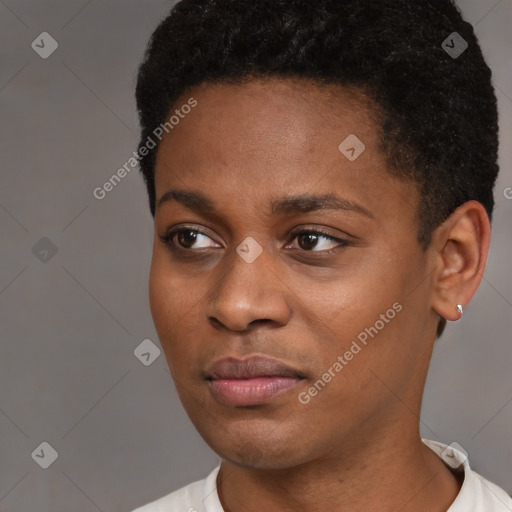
149,77,491,511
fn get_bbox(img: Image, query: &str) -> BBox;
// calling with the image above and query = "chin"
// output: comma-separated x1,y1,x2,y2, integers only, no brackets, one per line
196,418,312,470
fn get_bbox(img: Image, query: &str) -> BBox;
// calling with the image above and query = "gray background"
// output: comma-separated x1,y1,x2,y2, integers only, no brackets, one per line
0,0,511,510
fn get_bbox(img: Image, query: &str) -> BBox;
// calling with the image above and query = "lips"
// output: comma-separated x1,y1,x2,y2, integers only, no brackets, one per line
205,355,305,406
206,355,305,380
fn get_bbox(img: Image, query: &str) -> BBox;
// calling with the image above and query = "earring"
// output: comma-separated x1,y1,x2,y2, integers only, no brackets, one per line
456,304,463,317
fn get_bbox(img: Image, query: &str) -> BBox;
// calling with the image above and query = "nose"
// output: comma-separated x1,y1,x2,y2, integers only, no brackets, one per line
204,241,292,332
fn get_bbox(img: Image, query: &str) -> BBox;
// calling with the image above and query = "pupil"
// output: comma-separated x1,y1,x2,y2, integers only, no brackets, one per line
299,233,317,250
179,230,197,248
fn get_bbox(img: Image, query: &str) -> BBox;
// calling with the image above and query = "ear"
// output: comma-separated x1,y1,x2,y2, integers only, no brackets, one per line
430,201,491,322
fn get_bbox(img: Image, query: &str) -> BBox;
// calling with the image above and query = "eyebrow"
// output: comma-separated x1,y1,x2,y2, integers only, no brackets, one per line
156,189,374,218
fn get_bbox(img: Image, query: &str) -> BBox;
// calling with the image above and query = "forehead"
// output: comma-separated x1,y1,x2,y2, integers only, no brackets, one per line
162,78,377,142
153,77,417,225
155,78,380,178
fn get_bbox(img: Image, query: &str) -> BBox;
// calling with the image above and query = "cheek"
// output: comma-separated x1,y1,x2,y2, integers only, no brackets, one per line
308,257,411,381
308,258,401,335
317,261,429,414
148,249,197,339
148,248,211,378
148,252,169,330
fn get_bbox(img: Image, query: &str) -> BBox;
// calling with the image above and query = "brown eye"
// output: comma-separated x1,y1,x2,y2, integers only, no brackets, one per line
297,232,320,250
159,227,221,251
289,229,347,252
177,229,199,249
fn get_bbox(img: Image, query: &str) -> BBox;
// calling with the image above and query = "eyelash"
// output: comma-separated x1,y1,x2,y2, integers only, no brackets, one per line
159,226,349,255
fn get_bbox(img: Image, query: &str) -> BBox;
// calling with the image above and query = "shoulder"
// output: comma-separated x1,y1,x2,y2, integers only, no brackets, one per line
422,438,512,512
130,465,222,512
461,469,512,511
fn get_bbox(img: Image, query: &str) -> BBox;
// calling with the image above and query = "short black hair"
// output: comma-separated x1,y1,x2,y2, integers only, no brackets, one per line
135,0,499,333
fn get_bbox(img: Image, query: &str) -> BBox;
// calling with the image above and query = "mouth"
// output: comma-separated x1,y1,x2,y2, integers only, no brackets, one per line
205,355,306,406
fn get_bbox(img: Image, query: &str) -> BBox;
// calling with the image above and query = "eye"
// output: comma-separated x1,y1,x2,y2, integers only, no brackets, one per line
159,227,221,250
287,229,348,252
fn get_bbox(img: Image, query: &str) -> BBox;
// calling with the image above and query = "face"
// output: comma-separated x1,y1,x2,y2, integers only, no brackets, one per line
149,78,437,470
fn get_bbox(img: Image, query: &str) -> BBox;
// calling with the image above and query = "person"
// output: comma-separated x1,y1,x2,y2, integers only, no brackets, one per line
131,0,512,510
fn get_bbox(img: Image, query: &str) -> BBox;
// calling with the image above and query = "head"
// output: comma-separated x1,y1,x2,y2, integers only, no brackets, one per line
135,0,498,469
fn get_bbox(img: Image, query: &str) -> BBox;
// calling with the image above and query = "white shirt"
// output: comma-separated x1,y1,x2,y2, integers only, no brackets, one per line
131,439,512,511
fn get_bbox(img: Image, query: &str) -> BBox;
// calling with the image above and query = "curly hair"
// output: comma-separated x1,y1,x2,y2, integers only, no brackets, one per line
135,0,500,336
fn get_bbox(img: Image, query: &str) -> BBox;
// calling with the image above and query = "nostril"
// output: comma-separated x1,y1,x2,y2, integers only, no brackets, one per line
248,318,272,327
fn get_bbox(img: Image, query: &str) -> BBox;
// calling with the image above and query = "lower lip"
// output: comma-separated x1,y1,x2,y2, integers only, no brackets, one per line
209,377,302,406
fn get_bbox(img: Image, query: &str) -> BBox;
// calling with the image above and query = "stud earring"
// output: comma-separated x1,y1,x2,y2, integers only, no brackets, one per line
456,304,463,317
